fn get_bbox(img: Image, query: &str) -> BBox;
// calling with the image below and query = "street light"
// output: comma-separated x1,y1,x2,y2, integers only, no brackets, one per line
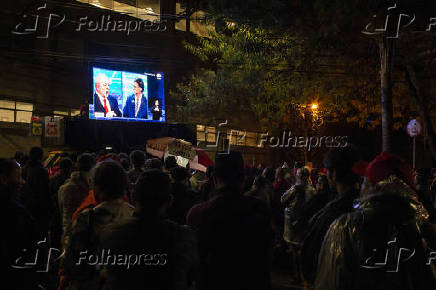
311,104,318,110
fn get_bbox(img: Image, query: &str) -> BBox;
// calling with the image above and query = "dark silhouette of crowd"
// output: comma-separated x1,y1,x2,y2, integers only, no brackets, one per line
1,146,436,290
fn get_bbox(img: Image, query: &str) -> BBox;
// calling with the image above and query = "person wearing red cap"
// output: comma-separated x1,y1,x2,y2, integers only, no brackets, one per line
314,152,436,290
358,152,428,220
360,152,415,194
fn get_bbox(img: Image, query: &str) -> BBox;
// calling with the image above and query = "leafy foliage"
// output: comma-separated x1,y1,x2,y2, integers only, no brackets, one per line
172,1,434,132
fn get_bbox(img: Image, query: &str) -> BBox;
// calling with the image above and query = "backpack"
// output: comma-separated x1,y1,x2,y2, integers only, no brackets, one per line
63,206,102,289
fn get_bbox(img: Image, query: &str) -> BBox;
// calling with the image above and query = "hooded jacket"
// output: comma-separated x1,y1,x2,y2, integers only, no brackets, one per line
301,187,360,282
63,198,134,289
314,176,435,290
58,172,90,244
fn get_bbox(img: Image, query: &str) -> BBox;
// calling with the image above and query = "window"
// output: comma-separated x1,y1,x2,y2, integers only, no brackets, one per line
246,132,258,147
0,99,33,123
205,126,216,143
196,124,264,148
137,0,160,21
53,108,81,117
0,109,14,122
16,102,33,111
71,110,81,116
0,100,15,109
54,110,69,116
76,0,213,36
196,124,205,142
77,0,160,21
196,125,217,144
231,130,247,146
16,111,32,123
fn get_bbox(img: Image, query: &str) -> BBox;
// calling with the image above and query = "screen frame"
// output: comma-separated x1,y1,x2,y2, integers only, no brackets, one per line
88,62,166,123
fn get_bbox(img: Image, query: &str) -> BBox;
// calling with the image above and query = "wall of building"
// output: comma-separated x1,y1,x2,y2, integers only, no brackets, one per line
0,123,41,158
0,0,197,120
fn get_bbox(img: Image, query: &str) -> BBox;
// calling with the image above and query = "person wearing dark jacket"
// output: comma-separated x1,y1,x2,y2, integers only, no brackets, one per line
168,167,199,225
49,158,73,199
245,175,272,207
58,153,95,246
200,165,215,202
292,175,333,239
164,156,178,172
127,150,146,184
301,146,361,283
187,151,273,290
1,158,40,289
314,153,436,290
272,167,292,242
63,161,134,289
49,157,73,248
101,169,198,290
21,147,52,237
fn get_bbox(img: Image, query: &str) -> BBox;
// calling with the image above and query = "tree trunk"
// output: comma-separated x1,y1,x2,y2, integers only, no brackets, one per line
379,38,395,153
405,64,436,161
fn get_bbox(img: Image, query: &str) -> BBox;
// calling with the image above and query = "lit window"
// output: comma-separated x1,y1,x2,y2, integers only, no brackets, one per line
0,109,14,122
236,131,246,146
77,0,160,21
197,132,205,142
0,100,15,109
205,127,216,143
246,132,257,147
54,110,69,116
16,111,32,123
206,133,216,143
16,102,33,111
228,131,238,146
71,110,81,116
0,99,34,123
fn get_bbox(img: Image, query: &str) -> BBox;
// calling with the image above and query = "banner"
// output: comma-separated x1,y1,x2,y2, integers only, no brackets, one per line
30,116,43,136
167,139,196,160
44,116,61,138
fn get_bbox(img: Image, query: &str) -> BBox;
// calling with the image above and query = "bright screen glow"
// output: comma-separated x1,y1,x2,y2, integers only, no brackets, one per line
90,67,165,122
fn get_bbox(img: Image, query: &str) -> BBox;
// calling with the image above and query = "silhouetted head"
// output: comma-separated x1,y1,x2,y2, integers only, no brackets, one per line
134,169,172,216
214,151,244,189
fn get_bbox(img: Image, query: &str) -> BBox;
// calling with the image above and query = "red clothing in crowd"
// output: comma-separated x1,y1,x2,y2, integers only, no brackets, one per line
273,179,291,193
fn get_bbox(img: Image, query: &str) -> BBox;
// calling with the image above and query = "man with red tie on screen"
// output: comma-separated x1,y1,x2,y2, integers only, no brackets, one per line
93,74,122,118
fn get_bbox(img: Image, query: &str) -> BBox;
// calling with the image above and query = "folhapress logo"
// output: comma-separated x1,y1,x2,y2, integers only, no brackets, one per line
11,3,65,39
11,2,168,39
362,3,436,38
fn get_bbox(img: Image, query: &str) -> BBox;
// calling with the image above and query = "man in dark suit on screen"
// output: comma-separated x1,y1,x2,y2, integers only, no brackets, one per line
123,78,148,119
93,74,122,118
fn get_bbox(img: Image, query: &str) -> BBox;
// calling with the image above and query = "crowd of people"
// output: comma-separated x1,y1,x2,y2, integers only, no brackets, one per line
1,145,436,290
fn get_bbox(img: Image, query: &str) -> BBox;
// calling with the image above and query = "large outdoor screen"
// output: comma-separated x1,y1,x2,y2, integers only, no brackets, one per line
89,67,165,122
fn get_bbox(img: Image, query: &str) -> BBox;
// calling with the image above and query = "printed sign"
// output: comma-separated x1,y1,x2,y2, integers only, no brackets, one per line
168,139,196,160
44,116,61,138
407,119,422,137
30,116,43,136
